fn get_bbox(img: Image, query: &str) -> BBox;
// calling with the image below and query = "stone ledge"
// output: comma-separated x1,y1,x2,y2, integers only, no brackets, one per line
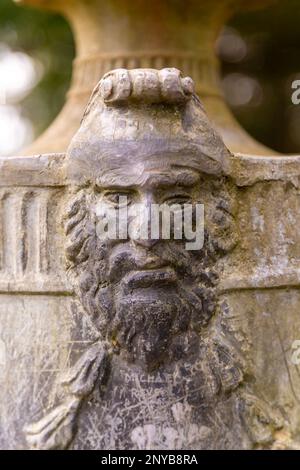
0,153,66,187
2,152,300,187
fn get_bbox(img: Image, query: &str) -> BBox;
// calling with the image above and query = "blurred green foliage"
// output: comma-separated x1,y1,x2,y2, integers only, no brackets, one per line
0,0,74,138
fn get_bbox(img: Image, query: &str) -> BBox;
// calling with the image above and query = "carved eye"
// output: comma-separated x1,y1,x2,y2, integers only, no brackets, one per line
103,191,134,208
163,194,191,207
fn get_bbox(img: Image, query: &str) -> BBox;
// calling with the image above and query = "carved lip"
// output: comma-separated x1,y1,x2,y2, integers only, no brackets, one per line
123,267,177,289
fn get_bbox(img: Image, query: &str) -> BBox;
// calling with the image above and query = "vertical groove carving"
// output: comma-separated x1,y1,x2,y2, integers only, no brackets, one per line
20,191,33,274
37,191,50,274
69,53,221,98
16,191,28,277
0,190,52,280
23,190,50,276
24,191,39,276
2,192,20,276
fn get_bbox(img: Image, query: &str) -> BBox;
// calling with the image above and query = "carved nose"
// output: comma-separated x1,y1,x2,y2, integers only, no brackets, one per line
129,195,160,248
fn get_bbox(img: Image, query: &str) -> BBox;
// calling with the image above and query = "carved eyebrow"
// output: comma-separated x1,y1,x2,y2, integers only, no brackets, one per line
95,169,200,190
94,181,137,191
143,170,200,188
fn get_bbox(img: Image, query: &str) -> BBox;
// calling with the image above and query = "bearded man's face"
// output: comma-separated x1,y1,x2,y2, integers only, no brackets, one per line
64,74,234,370
65,147,228,370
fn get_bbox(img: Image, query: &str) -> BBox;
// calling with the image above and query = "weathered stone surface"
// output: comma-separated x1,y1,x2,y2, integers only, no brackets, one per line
0,67,300,449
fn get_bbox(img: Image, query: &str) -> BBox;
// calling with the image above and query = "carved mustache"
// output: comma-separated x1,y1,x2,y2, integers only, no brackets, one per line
106,242,197,284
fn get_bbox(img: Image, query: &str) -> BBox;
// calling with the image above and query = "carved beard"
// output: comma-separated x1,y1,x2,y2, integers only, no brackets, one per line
25,188,283,451
112,287,190,369
65,191,220,370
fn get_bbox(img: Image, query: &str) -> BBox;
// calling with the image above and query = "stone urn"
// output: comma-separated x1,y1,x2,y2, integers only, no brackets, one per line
16,0,273,155
1,0,299,451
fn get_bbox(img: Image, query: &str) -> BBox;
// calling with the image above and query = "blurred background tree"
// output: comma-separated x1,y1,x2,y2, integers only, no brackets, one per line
0,0,74,155
218,0,300,154
0,0,300,155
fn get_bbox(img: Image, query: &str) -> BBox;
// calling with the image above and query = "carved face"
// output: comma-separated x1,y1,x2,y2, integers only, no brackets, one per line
65,77,235,370
65,170,235,369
